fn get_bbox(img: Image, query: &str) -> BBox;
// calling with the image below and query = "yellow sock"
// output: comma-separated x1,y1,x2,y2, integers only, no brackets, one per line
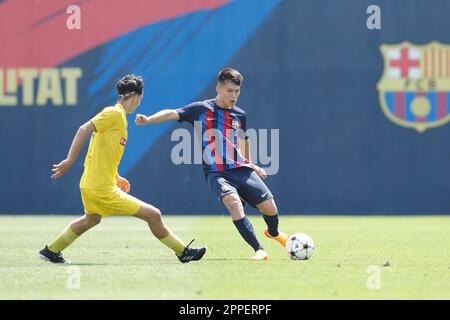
48,226,79,253
160,231,186,256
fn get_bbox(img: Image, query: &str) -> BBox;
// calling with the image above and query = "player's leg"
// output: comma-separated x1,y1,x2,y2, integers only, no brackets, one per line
257,198,280,235
69,213,102,235
39,188,105,264
237,167,288,247
133,201,207,263
134,202,185,251
49,213,102,250
221,193,268,260
39,214,102,264
256,198,288,247
208,172,267,260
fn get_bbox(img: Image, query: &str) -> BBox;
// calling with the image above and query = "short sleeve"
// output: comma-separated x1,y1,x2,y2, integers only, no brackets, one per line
176,102,206,124
91,107,118,132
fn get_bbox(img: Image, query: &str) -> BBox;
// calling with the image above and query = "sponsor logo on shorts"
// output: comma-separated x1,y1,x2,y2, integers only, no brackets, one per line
120,137,127,146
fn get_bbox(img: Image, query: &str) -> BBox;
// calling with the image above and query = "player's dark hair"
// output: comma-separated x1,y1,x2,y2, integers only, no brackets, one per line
217,68,243,86
116,74,144,98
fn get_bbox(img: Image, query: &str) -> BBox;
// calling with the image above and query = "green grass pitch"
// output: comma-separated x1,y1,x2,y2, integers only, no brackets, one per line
0,215,449,299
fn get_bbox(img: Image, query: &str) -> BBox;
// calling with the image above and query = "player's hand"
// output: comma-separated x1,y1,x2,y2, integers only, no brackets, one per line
51,159,73,179
253,165,267,179
116,176,131,193
135,114,149,125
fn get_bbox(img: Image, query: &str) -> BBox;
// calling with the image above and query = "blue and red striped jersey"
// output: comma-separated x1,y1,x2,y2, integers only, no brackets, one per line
177,99,253,174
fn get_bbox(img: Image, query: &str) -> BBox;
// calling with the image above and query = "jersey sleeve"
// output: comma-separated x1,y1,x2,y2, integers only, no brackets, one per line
90,107,118,132
176,102,205,124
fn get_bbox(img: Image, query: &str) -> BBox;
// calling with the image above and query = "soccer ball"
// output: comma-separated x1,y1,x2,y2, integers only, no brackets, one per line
285,233,315,260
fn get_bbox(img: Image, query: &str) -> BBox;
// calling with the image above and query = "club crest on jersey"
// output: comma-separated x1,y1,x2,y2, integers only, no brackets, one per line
231,119,240,129
120,137,127,146
377,42,450,132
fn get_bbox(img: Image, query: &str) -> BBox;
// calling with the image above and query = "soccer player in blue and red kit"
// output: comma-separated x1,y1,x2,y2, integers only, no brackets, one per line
135,68,288,260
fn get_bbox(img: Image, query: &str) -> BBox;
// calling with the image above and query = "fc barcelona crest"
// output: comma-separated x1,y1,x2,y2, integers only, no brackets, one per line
377,42,450,132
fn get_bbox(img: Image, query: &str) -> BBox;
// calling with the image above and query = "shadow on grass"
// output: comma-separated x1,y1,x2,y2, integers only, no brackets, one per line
203,258,252,261
69,263,117,266
66,257,281,265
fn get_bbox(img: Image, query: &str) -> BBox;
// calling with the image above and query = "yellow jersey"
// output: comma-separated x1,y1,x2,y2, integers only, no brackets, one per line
80,103,128,190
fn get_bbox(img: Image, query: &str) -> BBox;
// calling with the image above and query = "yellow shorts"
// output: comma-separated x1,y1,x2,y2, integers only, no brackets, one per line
80,187,142,217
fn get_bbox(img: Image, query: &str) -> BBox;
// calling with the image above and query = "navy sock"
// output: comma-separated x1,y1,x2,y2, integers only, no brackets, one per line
233,216,263,251
263,214,279,237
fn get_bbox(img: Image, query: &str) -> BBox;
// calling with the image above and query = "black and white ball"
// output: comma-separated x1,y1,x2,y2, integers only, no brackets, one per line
285,233,315,260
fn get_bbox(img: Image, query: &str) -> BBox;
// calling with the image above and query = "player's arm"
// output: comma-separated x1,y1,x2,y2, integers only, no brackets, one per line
51,121,95,179
238,137,267,179
243,139,252,162
135,109,179,125
238,137,252,162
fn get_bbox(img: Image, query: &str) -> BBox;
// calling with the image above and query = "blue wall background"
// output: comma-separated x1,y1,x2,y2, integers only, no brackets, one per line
1,0,450,215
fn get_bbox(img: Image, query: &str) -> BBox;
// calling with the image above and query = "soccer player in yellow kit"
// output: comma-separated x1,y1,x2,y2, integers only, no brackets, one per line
39,75,206,264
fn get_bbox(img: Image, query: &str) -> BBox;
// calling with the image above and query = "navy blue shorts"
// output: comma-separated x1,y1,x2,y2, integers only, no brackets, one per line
206,166,273,208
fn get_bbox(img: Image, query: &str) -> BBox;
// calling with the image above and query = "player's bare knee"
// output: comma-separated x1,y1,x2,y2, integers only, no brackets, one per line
151,208,162,223
222,193,243,212
135,203,162,223
145,207,162,224
258,199,278,216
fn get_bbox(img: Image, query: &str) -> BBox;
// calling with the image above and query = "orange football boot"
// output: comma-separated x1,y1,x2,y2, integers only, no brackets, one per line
264,229,289,247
